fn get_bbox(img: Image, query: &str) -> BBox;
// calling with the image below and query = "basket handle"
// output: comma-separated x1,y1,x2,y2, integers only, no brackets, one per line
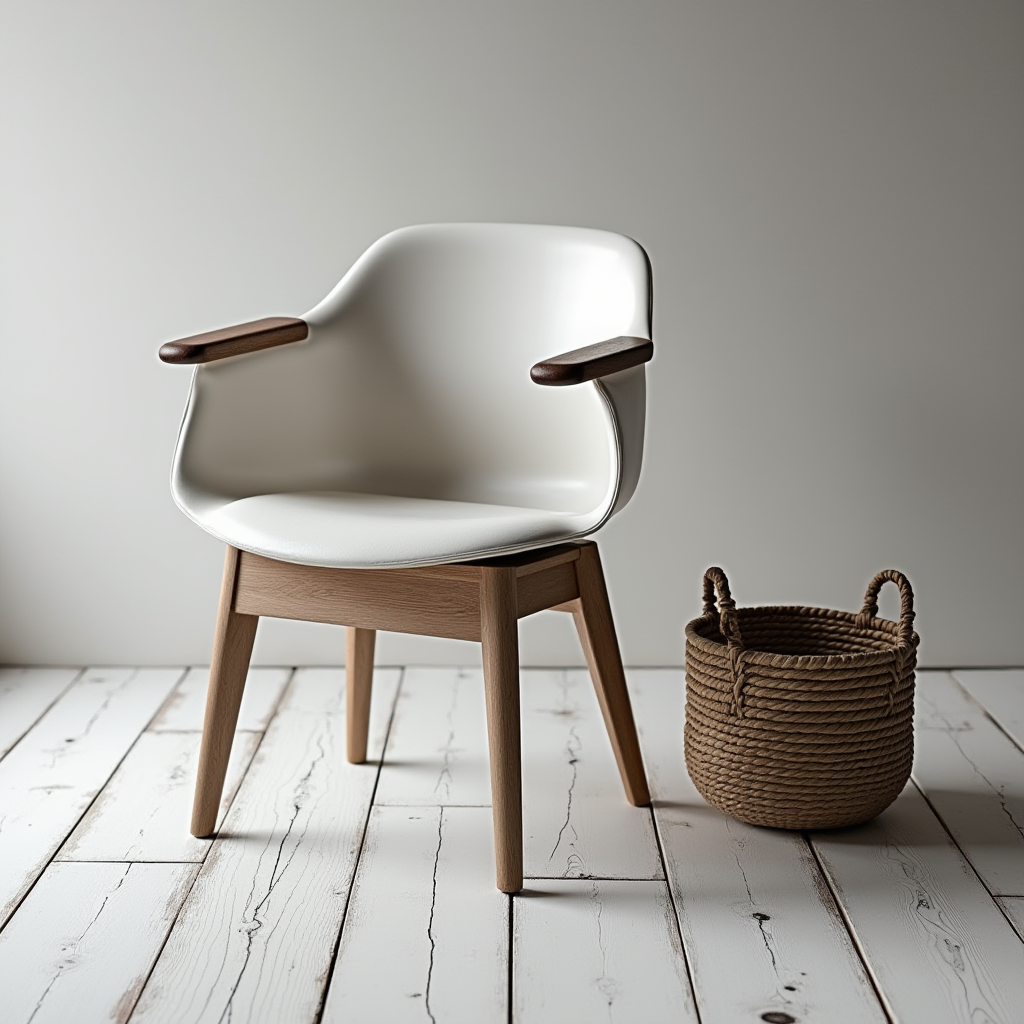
857,570,915,647
702,566,744,648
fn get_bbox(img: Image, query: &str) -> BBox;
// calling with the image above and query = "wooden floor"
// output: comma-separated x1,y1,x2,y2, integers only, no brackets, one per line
1,665,1022,1023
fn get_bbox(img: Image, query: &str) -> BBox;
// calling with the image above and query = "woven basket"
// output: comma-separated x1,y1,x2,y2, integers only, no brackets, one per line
684,567,918,830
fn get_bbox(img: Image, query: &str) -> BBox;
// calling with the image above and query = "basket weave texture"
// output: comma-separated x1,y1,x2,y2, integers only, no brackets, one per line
684,568,918,830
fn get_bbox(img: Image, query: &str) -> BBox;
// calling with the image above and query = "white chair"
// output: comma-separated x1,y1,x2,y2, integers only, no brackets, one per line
160,223,653,891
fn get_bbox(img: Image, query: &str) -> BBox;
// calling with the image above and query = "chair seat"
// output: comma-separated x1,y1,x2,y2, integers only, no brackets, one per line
197,490,597,568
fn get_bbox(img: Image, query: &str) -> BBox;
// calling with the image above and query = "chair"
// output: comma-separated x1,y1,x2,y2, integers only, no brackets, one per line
159,223,653,892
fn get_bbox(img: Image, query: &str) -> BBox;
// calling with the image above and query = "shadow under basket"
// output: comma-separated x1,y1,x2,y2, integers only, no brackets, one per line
684,568,919,830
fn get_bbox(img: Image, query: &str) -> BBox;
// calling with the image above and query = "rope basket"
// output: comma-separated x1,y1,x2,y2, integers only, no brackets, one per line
684,567,919,830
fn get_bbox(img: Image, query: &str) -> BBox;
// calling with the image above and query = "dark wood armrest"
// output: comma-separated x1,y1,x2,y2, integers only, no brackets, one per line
530,336,653,386
158,317,308,365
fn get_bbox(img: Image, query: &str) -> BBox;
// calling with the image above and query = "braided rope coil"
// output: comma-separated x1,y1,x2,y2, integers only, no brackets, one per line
684,567,918,830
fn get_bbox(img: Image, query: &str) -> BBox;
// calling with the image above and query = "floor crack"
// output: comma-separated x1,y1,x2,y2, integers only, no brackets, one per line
424,810,444,1024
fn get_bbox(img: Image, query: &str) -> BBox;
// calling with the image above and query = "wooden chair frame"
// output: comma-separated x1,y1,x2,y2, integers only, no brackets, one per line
191,539,650,893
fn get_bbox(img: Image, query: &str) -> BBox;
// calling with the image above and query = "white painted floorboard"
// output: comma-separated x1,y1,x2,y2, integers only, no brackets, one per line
811,783,1024,1024
953,669,1024,753
0,861,198,1024
149,666,292,733
58,730,262,862
0,667,80,760
630,669,888,1024
514,879,697,1024
0,668,183,926
130,668,401,1024
913,670,1024,895
322,805,507,1024
2,665,1023,1023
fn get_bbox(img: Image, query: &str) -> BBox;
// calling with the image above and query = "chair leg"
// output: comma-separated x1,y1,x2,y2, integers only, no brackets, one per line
191,546,259,837
346,627,376,763
571,543,651,807
480,566,523,893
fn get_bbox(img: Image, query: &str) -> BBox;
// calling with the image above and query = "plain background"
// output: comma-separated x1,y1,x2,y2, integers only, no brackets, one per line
1,1,1021,668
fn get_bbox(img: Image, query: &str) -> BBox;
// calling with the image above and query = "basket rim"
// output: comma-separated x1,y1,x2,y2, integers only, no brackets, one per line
684,604,920,669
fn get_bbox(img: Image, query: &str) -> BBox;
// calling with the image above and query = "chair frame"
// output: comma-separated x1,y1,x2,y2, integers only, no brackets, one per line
192,539,650,892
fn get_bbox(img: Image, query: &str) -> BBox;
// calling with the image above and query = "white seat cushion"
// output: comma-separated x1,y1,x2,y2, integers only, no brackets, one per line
198,491,598,568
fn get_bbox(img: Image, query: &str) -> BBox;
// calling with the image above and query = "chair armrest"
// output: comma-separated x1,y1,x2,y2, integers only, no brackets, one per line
158,317,308,365
530,336,653,386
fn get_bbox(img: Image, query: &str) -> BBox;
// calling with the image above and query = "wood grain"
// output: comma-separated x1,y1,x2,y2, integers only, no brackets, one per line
191,546,259,837
235,552,482,640
513,879,697,1023
130,668,401,1024
0,667,80,760
58,730,261,862
0,667,184,927
630,669,888,1024
810,783,1024,1023
480,567,523,893
346,627,376,764
322,806,507,1024
913,670,1024,895
150,666,291,732
0,861,199,1024
158,316,308,364
530,335,653,386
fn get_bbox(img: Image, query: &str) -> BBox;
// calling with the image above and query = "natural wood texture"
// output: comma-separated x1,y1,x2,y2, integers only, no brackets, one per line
346,627,376,764
0,667,183,928
530,335,653,386
480,567,523,893
158,316,308,364
191,546,259,838
953,669,1024,753
514,879,697,1023
997,897,1024,941
150,665,291,732
522,670,663,880
631,669,889,1023
571,544,650,806
375,667,492,806
514,557,579,618
0,861,199,1024
810,783,1024,1023
0,667,79,760
235,552,483,640
322,806,507,1024
913,670,1024,895
59,730,261,862
131,667,401,1024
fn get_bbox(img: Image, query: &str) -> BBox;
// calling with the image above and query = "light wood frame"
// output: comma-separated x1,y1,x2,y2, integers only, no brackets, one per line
191,540,651,892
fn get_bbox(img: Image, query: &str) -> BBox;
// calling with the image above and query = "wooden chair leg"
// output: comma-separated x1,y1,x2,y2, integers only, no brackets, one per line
480,566,523,893
346,626,376,763
190,546,259,837
571,543,651,807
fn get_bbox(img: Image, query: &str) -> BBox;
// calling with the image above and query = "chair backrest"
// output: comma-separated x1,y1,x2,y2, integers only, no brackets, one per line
172,223,651,524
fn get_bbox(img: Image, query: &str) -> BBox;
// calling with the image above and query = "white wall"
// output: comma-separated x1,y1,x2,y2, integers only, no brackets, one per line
1,1,1021,668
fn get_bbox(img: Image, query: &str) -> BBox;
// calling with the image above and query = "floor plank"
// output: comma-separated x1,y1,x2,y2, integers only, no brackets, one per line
149,666,292,732
375,667,491,807
996,897,1024,942
913,671,1024,895
521,670,663,880
953,669,1024,753
0,667,80,759
130,667,401,1024
513,879,697,1024
0,668,184,927
322,805,507,1024
630,669,887,1024
0,861,198,1024
810,783,1024,1024
57,730,262,862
